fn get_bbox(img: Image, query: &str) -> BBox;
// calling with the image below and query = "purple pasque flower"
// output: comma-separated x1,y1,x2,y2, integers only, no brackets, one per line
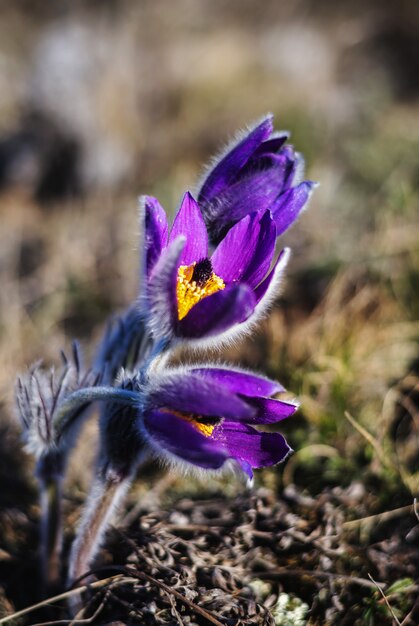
142,191,290,343
127,365,297,480
196,113,317,245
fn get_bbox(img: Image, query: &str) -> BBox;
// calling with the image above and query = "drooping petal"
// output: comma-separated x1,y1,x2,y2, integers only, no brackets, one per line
215,421,292,468
147,372,256,420
198,114,274,204
179,283,256,339
211,211,276,289
190,367,284,397
169,192,208,265
272,181,317,236
146,237,185,340
144,410,228,469
143,196,169,275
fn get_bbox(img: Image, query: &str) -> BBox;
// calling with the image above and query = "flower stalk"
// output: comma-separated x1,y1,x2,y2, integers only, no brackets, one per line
16,354,142,593
52,386,141,442
68,391,147,602
38,466,64,592
68,473,130,587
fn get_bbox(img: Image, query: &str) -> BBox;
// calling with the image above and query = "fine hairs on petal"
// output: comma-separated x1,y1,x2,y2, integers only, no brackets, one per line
152,361,285,395
290,151,306,186
252,248,291,320
145,439,270,486
145,441,231,482
146,236,185,342
145,369,256,420
194,113,275,200
137,195,147,295
265,129,291,144
139,194,169,280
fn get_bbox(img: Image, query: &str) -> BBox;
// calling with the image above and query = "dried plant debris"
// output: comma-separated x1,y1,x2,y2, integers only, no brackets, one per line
5,484,406,626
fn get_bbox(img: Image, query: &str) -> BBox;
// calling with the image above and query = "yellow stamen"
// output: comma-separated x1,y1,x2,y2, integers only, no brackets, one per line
162,408,217,437
180,414,216,437
176,262,225,320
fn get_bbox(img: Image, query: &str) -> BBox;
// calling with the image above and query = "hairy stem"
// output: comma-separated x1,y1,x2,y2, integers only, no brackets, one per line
36,452,66,593
39,475,63,592
68,473,132,590
53,386,140,442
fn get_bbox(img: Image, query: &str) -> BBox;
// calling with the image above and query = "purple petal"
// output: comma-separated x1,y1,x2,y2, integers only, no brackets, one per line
248,397,298,424
254,248,290,305
203,154,292,242
190,367,284,397
272,181,317,236
253,132,290,157
215,421,292,468
143,196,169,275
237,459,254,480
147,237,185,340
211,211,276,289
148,372,256,420
277,145,302,189
169,192,208,265
237,147,296,184
144,410,227,469
179,283,256,339
198,115,274,204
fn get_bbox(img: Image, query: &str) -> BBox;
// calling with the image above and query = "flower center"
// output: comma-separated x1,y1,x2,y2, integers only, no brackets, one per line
180,413,217,437
164,408,220,437
176,258,225,320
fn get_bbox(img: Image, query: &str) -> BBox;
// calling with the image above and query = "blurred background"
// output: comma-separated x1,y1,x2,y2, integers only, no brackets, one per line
0,0,418,621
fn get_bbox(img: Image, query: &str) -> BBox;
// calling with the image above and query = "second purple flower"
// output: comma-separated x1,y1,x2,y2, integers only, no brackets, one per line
143,192,290,342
